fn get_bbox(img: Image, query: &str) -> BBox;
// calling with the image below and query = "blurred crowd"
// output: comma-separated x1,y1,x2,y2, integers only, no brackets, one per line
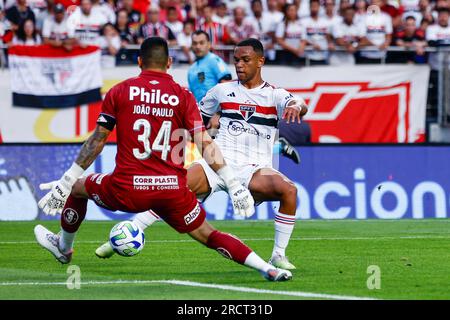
0,0,449,68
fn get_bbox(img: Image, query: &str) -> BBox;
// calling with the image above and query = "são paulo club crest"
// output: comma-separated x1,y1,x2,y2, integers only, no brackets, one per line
239,105,256,120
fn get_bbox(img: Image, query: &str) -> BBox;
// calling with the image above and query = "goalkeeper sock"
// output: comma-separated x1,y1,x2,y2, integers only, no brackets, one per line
60,195,87,252
272,212,296,258
60,230,76,254
132,210,160,230
206,230,252,265
244,252,271,273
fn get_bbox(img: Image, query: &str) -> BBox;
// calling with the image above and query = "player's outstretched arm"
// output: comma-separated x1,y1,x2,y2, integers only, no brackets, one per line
193,130,255,218
38,125,111,216
282,100,308,124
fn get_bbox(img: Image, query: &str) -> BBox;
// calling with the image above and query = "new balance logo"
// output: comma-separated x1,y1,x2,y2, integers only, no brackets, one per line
227,92,236,97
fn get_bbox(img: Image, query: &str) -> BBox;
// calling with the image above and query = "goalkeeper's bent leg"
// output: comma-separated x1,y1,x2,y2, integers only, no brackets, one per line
60,195,88,253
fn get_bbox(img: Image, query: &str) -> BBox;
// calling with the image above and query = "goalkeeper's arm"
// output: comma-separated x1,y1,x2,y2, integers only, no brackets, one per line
75,125,111,170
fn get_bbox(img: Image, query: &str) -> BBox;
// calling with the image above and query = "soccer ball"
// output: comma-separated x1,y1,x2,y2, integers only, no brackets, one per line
109,221,145,257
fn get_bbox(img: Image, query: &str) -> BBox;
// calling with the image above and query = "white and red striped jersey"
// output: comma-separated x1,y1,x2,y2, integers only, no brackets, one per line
199,80,299,167
68,9,107,46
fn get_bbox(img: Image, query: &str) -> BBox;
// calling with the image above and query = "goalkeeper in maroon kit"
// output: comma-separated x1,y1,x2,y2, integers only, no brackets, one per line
34,37,292,282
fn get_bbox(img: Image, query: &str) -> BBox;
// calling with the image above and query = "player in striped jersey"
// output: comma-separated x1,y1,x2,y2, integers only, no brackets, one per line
96,39,307,270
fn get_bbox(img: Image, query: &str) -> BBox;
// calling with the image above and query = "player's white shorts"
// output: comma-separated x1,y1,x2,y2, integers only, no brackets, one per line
192,158,268,202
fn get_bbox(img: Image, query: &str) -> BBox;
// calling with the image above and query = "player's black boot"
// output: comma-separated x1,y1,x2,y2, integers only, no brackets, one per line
279,137,300,164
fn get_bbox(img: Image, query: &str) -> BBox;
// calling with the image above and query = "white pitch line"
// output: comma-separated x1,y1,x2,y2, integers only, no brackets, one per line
1,235,449,245
0,279,377,300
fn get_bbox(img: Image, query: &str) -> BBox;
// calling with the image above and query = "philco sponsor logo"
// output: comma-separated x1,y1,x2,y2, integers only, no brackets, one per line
184,203,201,225
63,208,79,225
129,86,179,106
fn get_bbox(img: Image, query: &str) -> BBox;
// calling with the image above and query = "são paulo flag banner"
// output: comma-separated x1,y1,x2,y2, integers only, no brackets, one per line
8,45,102,108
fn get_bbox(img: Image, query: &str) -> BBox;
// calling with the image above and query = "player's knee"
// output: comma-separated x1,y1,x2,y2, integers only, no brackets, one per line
282,182,298,203
70,178,88,198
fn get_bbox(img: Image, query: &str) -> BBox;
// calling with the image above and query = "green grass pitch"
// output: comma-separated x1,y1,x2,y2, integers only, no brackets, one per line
0,219,449,300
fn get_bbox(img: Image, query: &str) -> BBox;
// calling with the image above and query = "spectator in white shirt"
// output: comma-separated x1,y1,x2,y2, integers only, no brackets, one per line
42,3,75,51
247,0,277,62
354,0,368,27
227,6,258,44
301,0,334,65
221,0,250,12
418,0,434,26
176,19,195,64
98,22,120,68
276,2,305,65
322,0,342,26
358,0,393,63
12,17,41,44
166,5,183,38
92,0,116,25
265,0,284,23
426,7,450,70
69,0,108,47
330,6,363,65
293,0,313,19
212,1,231,25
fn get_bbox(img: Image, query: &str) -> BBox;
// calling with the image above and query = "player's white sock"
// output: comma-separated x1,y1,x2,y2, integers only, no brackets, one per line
59,230,76,253
132,210,160,230
244,252,272,273
272,212,296,258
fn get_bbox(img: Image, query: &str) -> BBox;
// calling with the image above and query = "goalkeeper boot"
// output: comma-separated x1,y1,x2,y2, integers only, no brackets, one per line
95,241,115,259
262,268,293,282
269,254,296,270
279,137,300,164
34,225,73,264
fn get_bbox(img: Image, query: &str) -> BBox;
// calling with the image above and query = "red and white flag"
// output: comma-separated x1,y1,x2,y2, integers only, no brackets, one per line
8,45,102,108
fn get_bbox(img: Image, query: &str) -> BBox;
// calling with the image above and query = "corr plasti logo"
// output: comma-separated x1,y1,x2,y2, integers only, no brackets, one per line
133,175,178,186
